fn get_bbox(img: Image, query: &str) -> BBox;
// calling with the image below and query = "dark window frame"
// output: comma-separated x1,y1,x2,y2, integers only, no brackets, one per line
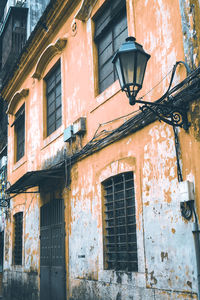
44,60,62,137
13,104,25,162
102,172,138,272
94,0,128,94
13,212,23,266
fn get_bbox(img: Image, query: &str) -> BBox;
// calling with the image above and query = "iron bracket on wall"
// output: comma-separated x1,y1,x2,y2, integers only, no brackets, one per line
134,61,191,131
138,99,190,130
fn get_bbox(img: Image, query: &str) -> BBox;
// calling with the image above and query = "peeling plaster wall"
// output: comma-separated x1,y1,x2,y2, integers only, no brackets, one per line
2,0,200,299
67,123,198,299
3,269,39,300
24,194,40,272
179,0,200,68
143,124,197,292
3,193,40,300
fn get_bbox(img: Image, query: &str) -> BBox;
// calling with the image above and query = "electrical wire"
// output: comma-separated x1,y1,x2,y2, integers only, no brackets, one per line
93,108,141,137
93,65,176,139
138,67,174,100
9,191,36,221
23,193,36,220
68,63,199,169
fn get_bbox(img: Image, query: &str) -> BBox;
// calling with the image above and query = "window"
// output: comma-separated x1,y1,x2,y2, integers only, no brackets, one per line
13,104,25,162
102,172,138,272
13,212,23,265
45,61,62,137
94,0,128,94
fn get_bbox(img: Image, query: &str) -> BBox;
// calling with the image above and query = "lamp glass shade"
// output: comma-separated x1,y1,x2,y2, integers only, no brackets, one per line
115,56,125,88
120,52,136,87
112,37,150,100
136,51,149,86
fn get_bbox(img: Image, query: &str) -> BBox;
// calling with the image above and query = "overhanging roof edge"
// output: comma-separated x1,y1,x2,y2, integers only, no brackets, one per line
7,162,65,194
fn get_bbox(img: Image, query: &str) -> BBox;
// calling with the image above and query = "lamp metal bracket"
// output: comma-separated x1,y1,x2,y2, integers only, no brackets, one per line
137,99,190,130
128,60,191,131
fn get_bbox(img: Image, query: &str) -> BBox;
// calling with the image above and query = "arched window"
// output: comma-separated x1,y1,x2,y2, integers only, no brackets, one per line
102,171,138,272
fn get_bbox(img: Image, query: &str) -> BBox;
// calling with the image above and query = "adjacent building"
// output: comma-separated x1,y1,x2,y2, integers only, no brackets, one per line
0,0,50,298
1,0,200,299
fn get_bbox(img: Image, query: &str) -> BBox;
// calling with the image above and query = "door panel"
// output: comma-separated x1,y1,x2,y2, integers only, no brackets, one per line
40,266,50,300
51,266,65,300
40,198,65,300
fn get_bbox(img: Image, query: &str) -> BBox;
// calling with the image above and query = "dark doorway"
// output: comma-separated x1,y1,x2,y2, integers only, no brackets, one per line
40,198,65,300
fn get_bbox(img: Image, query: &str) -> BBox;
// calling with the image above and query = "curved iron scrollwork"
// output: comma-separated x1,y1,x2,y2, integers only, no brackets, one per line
130,61,191,130
139,100,189,130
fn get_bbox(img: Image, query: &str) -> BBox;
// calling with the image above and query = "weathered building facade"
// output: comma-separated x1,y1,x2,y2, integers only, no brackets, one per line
1,0,200,299
0,0,51,87
0,0,51,298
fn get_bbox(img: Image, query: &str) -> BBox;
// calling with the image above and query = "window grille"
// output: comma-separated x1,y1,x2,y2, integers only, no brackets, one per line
13,212,23,265
14,104,25,162
102,172,138,272
45,60,62,137
94,0,128,94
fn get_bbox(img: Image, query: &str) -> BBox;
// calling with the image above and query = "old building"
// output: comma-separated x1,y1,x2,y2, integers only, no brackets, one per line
0,0,51,87
0,0,50,298
1,0,200,299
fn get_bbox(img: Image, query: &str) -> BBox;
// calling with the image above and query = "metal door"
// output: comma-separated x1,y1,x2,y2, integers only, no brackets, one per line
40,198,65,300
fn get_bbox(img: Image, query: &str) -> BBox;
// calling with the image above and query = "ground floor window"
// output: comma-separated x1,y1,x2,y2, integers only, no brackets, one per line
102,171,138,271
13,212,23,265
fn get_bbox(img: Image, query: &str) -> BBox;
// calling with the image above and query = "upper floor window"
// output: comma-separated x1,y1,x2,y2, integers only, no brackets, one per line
13,212,23,265
102,172,138,272
94,0,128,94
44,60,62,137
13,104,25,162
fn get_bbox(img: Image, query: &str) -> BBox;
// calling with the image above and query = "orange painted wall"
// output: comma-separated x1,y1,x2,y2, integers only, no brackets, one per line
2,0,200,299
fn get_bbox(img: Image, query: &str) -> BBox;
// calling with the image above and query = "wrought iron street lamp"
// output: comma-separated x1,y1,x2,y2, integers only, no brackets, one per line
112,36,150,105
112,36,190,130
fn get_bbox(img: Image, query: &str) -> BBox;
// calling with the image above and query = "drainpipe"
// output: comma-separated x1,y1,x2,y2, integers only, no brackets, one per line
174,130,200,299
192,206,200,300
179,180,200,300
